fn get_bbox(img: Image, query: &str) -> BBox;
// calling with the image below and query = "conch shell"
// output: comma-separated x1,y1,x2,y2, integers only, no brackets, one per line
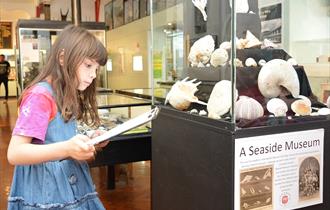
235,96,264,120
258,59,300,98
188,35,215,67
192,0,208,21
165,77,207,110
207,80,238,119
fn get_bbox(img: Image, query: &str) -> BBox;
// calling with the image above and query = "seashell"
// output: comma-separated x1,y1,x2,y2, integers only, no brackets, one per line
258,59,266,66
165,77,207,110
235,96,264,120
245,30,262,48
287,58,298,66
297,95,311,106
262,38,278,49
291,99,312,116
188,35,215,67
192,0,208,21
230,58,244,67
207,80,238,119
199,110,207,116
267,98,288,117
206,63,210,67
236,38,248,49
189,109,198,114
258,59,300,98
210,48,229,67
197,62,205,68
219,41,231,50
318,108,330,115
245,58,257,67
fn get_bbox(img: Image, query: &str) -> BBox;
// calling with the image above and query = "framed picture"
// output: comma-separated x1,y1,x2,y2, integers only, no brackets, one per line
133,0,140,20
124,0,133,24
0,22,12,49
113,0,124,28
139,0,147,18
104,1,114,30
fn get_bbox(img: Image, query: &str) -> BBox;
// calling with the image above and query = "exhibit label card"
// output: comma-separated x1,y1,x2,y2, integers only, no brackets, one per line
234,129,324,210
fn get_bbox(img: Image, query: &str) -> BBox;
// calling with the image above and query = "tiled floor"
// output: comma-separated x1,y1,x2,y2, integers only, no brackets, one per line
0,98,151,210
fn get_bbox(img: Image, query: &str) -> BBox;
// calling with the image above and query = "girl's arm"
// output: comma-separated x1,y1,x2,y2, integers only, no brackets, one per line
7,134,96,165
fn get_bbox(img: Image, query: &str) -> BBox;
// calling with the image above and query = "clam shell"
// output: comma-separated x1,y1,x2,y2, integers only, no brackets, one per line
235,96,264,120
245,30,262,48
266,98,288,117
291,99,312,116
258,59,266,66
258,59,300,98
207,80,238,119
245,58,257,67
210,48,229,67
165,77,206,110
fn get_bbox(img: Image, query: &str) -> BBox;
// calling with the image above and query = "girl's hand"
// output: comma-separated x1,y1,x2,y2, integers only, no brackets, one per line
66,134,95,160
90,130,110,150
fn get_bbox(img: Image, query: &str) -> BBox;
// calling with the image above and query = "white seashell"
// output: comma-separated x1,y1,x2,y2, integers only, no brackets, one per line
165,77,207,110
266,98,288,117
206,63,211,67
192,0,208,21
318,108,330,115
245,30,262,48
219,41,231,50
188,35,215,67
297,95,311,106
245,58,257,67
258,59,266,66
262,39,278,49
287,58,298,66
207,80,238,119
190,109,198,114
199,110,207,116
229,0,249,13
235,96,264,120
210,48,229,67
236,38,248,49
197,62,205,68
291,99,312,116
258,59,300,98
230,58,244,67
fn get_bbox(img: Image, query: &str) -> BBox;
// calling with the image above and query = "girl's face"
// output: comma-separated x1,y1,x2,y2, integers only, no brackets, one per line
77,58,100,91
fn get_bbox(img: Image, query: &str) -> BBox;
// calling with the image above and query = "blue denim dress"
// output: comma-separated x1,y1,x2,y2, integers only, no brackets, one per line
8,82,105,210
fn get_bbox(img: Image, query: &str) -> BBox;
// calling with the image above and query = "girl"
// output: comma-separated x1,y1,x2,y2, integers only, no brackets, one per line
7,25,108,209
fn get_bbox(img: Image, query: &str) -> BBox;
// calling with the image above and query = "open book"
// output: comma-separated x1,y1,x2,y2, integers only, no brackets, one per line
88,107,160,145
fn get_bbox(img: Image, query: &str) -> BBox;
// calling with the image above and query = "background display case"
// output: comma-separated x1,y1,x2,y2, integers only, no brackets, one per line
151,1,330,210
16,19,107,94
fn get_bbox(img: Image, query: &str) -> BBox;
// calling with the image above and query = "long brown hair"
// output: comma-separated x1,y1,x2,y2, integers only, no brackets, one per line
20,25,107,127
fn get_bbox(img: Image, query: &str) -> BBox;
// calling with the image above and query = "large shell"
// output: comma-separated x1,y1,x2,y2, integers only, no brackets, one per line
207,80,238,119
291,99,312,116
192,0,208,21
258,59,300,98
266,98,288,117
165,77,206,110
210,48,229,67
188,35,215,67
235,96,264,120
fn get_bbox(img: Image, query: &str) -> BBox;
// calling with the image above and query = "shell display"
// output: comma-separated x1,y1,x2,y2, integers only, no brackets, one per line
266,98,288,117
207,80,238,119
188,35,215,67
235,96,264,120
291,99,312,116
192,0,208,21
258,59,300,98
165,77,207,111
210,48,229,67
245,58,257,67
245,30,262,48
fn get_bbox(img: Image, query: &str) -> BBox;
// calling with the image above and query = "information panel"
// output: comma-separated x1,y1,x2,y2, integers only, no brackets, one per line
235,129,324,210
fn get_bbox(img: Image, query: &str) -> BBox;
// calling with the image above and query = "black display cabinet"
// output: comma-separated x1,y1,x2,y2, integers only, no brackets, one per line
152,107,330,210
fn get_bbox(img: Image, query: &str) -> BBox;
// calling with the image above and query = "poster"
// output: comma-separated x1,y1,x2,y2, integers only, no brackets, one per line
260,2,282,44
235,129,324,210
0,22,12,49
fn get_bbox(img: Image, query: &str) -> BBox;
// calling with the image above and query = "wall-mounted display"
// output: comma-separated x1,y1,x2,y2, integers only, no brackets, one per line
0,22,12,49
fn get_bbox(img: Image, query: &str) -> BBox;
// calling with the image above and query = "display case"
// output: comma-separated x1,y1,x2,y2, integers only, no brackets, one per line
16,19,107,94
151,1,330,210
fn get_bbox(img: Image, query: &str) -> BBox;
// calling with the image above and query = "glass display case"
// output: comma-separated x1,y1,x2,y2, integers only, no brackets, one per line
151,1,330,210
16,19,107,94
